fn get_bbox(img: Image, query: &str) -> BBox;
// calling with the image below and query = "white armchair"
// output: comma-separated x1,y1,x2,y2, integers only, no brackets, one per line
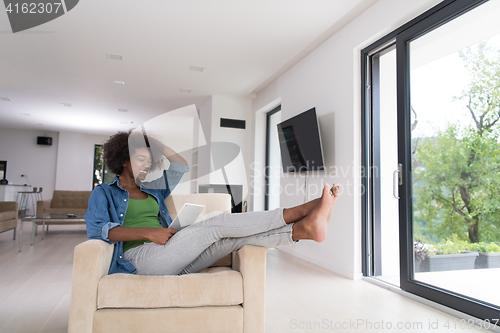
68,193,267,333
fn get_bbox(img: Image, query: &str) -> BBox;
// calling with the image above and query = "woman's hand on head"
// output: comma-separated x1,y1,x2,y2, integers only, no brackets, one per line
145,228,177,245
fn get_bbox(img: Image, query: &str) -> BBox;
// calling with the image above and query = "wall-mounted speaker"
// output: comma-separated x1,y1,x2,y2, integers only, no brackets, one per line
220,118,246,129
37,136,52,146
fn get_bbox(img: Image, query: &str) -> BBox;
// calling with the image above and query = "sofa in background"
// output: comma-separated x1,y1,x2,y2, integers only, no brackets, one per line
68,193,267,333
0,201,18,239
36,190,92,218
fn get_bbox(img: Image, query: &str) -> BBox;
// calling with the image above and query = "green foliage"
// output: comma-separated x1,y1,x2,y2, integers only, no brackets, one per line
414,126,500,242
456,41,500,134
413,217,442,244
413,40,500,244
93,145,116,187
468,242,500,253
428,240,469,255
93,145,104,187
427,240,500,255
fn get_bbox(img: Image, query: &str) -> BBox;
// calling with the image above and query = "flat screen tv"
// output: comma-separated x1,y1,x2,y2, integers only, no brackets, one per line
277,107,324,173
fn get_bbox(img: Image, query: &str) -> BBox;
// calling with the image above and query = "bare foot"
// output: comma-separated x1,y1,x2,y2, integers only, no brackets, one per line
284,184,340,224
293,183,338,242
330,184,340,203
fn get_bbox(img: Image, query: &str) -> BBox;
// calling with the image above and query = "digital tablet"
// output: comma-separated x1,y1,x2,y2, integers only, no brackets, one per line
169,203,205,231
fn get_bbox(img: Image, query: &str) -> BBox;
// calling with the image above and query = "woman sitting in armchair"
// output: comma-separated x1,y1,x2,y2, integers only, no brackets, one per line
85,130,339,276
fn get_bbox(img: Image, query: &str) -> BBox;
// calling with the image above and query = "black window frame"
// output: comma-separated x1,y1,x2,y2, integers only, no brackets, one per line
265,105,281,211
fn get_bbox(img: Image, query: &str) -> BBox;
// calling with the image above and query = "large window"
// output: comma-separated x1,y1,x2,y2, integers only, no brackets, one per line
0,161,6,180
363,0,500,325
93,144,115,188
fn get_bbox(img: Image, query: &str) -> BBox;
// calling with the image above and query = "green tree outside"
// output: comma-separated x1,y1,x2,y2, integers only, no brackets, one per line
413,41,500,244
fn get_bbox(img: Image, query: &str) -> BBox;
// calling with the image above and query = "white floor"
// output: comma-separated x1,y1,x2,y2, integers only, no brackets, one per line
379,268,500,308
0,222,488,333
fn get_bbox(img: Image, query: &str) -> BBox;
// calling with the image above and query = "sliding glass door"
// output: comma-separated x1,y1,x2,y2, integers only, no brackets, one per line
363,0,500,325
363,44,400,285
399,0,500,321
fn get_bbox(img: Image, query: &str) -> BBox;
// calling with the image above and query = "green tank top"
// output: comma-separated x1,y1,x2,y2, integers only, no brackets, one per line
122,194,162,253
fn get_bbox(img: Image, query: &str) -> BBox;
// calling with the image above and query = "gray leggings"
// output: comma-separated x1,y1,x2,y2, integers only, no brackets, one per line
123,208,295,275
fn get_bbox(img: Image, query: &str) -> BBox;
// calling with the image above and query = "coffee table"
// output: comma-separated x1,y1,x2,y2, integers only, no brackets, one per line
19,214,85,252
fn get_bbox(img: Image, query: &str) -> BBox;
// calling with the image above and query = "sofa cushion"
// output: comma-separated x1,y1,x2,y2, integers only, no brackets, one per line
0,211,16,222
97,267,243,309
42,208,87,218
50,191,91,209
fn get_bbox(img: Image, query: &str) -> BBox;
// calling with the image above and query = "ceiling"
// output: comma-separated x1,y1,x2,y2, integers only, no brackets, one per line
0,0,373,136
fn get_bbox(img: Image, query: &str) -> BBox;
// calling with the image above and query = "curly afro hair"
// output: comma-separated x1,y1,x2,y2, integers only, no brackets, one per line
103,130,164,175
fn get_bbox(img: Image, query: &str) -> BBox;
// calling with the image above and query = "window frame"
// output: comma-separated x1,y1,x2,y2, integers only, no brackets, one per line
265,105,281,211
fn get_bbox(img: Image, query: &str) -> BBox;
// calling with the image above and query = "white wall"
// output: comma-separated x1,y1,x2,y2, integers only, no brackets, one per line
55,131,110,191
252,0,441,279
0,126,200,199
209,96,253,202
0,128,59,203
198,97,213,187
139,106,200,195
197,95,253,205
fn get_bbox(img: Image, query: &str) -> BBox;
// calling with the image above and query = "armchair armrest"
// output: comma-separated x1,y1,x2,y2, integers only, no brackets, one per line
69,240,114,333
0,201,18,214
36,199,51,218
232,245,267,333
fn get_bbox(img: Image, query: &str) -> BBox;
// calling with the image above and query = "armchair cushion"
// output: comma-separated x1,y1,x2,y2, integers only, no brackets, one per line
97,266,243,309
92,307,243,333
0,201,18,234
0,210,16,222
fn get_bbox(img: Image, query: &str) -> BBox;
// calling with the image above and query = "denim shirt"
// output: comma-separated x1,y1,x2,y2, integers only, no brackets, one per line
85,161,189,275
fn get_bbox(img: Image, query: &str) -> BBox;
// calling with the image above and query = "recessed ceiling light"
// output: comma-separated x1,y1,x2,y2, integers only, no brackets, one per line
0,97,11,101
114,81,125,85
61,103,72,107
21,113,31,116
118,108,128,112
189,65,205,72
180,88,192,93
106,53,124,61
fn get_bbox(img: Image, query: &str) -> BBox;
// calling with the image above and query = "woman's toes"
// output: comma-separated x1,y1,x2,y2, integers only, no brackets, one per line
322,183,330,196
330,184,339,197
334,185,339,196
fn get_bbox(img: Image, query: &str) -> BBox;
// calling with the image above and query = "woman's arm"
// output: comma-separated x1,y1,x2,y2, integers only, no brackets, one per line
161,145,188,166
108,226,177,245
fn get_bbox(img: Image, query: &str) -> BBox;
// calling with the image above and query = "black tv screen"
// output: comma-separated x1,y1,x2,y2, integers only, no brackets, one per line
277,107,324,173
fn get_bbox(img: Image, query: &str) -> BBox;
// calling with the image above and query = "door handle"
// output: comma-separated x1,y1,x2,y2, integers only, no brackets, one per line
393,163,402,199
